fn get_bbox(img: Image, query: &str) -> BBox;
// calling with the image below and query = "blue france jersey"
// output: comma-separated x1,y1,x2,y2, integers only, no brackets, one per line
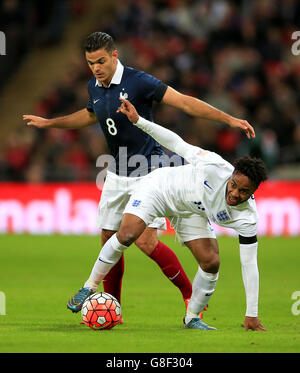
86,61,168,176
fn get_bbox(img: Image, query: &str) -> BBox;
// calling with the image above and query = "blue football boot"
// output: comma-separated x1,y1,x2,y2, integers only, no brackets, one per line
183,317,216,330
67,287,94,313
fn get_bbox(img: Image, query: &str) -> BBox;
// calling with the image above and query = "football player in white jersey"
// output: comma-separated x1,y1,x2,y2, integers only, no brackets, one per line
81,98,268,331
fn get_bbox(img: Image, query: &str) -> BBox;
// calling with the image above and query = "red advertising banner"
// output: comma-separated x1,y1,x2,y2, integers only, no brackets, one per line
0,182,299,236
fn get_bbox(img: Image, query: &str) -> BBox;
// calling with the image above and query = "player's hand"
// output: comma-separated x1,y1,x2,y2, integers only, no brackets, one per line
117,98,139,124
23,114,51,128
228,117,255,139
244,316,266,331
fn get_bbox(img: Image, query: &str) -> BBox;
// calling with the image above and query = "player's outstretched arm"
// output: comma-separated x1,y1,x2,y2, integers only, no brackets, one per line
239,237,267,332
117,98,200,163
23,109,98,129
162,86,255,139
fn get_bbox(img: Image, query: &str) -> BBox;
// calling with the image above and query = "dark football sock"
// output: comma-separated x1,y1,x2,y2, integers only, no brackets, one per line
102,253,124,303
149,241,192,300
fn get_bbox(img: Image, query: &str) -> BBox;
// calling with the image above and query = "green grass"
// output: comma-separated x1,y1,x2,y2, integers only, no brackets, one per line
0,234,299,353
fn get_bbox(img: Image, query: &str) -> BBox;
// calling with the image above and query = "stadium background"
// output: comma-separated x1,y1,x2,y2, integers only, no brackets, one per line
0,0,299,236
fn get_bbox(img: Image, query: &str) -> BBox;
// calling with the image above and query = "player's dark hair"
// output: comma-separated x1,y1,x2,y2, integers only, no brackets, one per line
84,32,116,53
233,155,268,189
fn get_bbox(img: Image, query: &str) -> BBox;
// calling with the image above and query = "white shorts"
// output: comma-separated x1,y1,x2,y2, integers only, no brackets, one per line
123,185,216,245
97,171,166,231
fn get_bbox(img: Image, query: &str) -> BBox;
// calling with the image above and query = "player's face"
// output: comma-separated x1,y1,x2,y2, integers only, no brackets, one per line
226,171,256,206
85,48,118,87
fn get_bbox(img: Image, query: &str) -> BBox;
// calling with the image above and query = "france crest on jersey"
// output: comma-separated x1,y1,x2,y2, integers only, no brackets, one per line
86,60,168,176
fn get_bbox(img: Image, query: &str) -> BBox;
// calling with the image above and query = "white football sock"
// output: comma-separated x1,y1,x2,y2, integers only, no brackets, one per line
185,265,219,323
84,233,128,291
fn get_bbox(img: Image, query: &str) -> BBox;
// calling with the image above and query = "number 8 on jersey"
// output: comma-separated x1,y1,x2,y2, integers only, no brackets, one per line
106,118,117,136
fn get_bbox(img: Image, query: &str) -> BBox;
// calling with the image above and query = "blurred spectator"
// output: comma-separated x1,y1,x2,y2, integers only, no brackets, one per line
1,0,300,182
0,0,88,88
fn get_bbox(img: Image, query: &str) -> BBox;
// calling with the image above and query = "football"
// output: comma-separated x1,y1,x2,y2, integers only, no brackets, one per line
81,292,121,330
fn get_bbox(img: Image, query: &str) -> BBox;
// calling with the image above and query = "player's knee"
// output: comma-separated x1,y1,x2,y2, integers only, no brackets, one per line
135,236,158,255
117,228,138,247
201,255,220,274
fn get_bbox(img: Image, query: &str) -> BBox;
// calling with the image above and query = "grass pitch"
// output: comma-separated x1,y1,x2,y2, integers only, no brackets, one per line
0,234,299,353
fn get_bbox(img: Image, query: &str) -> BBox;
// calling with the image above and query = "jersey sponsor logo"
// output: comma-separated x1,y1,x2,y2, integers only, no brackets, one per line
132,199,142,207
204,180,213,190
216,210,230,222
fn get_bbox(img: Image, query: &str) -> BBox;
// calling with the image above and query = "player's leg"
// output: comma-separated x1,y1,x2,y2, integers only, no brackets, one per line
185,238,219,314
67,172,129,313
101,229,124,304
91,172,130,304
67,213,146,313
100,229,125,324
171,214,218,329
183,237,219,330
87,213,146,289
134,227,192,304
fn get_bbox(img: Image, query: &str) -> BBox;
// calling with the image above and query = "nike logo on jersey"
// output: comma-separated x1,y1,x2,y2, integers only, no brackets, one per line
204,180,213,190
93,98,101,104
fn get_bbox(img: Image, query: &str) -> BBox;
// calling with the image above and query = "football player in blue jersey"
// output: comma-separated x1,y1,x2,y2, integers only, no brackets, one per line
23,32,255,321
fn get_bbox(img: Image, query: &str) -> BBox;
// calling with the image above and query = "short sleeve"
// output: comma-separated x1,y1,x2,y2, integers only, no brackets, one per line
138,72,166,102
235,222,257,238
86,96,94,113
153,82,168,102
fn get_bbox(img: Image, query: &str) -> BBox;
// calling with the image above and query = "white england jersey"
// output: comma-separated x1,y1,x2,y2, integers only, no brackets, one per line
135,117,258,237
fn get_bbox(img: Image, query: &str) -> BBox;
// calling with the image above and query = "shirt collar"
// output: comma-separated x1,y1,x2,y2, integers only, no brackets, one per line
95,59,124,87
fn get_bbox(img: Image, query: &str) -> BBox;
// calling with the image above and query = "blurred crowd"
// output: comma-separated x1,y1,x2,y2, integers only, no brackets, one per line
1,0,300,182
0,0,88,87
